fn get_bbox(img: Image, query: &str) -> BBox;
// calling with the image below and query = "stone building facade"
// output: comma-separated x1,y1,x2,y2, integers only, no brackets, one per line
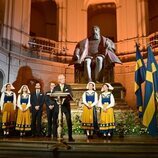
0,0,158,107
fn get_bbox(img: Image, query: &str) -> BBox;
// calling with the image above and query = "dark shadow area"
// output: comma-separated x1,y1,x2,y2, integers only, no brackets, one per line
12,66,43,94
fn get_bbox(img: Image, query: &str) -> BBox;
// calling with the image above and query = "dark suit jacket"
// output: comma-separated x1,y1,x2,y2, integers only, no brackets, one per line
53,84,73,108
31,91,45,112
45,91,57,110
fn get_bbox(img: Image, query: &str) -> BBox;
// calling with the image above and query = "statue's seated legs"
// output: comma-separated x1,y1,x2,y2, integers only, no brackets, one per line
84,58,92,82
95,56,104,82
74,58,114,83
84,56,104,82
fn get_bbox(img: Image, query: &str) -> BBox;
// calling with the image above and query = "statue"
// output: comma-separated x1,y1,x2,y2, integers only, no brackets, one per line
71,26,122,82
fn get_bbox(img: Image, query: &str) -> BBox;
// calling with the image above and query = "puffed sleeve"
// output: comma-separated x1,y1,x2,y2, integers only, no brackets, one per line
82,92,88,107
17,95,22,110
26,94,31,110
106,93,115,109
97,94,103,109
13,92,16,110
91,92,98,107
82,92,86,104
0,92,5,111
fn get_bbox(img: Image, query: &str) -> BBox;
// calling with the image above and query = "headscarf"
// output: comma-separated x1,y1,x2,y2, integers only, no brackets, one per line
1,83,15,93
86,82,96,90
18,85,30,94
101,83,114,91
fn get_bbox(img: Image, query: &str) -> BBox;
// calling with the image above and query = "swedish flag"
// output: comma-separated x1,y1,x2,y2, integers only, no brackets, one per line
135,43,146,118
143,46,158,136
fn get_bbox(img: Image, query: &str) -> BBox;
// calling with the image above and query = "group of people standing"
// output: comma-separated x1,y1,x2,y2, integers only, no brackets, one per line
0,73,116,141
81,82,116,139
0,74,74,142
0,82,45,137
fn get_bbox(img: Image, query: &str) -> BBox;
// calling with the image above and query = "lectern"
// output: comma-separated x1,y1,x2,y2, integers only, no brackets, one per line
48,91,73,149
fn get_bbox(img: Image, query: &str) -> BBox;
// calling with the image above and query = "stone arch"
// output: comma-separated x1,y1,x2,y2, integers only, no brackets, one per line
0,69,5,92
87,2,117,42
82,0,118,42
148,0,158,34
83,0,118,10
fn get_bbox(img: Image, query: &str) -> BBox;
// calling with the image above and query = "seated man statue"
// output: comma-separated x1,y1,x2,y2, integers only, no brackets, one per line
71,26,122,82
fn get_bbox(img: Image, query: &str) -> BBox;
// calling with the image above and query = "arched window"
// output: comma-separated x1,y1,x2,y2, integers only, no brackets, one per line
0,70,4,93
30,0,57,40
148,0,158,34
87,3,117,42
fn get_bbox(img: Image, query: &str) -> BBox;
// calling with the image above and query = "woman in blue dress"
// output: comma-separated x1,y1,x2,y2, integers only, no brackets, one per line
81,82,98,138
98,83,115,138
16,85,31,136
0,83,16,136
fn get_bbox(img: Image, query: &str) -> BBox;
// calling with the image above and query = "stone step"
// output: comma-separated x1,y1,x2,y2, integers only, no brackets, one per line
0,136,158,158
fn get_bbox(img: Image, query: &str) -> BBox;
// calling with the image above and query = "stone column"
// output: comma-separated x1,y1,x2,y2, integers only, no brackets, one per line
2,0,31,52
56,0,87,55
116,0,149,53
2,0,13,49
56,0,67,49
136,0,149,47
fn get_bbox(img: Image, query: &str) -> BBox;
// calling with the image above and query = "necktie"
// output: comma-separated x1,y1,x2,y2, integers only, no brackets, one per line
60,85,64,92
36,91,40,99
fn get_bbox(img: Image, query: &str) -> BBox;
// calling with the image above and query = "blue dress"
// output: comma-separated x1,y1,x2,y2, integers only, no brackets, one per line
2,92,15,129
16,95,31,131
99,93,115,134
82,91,98,130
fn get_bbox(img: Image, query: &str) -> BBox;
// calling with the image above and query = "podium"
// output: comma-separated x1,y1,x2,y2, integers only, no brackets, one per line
48,91,73,150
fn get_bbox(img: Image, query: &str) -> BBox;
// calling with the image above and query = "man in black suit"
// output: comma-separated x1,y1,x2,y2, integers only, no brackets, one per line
53,74,75,142
45,82,57,138
31,82,45,136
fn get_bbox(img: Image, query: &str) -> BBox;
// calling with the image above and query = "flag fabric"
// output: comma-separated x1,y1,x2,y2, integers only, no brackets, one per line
143,46,158,136
147,47,158,92
135,43,146,118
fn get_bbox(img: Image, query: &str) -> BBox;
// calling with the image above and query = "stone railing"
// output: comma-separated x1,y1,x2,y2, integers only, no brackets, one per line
148,31,158,49
0,23,72,63
28,36,59,54
115,32,158,62
28,36,71,63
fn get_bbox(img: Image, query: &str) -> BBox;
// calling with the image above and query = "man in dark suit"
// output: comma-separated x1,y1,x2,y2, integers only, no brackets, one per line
53,74,75,142
31,82,45,136
45,82,57,138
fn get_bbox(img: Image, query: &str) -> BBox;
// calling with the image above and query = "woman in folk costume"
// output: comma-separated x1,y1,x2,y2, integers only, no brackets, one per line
98,83,115,138
16,85,31,136
81,82,98,138
0,83,16,136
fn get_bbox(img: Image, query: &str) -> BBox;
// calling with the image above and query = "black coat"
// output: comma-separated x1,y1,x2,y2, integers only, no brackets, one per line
45,91,57,110
31,91,45,112
53,84,73,108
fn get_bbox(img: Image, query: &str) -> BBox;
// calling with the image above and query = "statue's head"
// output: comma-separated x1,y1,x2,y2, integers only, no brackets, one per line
91,26,100,40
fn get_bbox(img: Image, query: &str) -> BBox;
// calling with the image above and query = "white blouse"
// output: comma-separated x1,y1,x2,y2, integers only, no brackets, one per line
0,91,16,110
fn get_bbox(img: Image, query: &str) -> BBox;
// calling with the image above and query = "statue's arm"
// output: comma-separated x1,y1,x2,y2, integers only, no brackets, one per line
69,45,81,66
73,47,80,61
72,45,83,64
106,38,115,51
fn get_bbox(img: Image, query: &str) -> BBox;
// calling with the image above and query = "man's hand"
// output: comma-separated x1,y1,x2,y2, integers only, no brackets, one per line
103,107,107,112
74,60,82,64
49,105,54,110
35,106,40,110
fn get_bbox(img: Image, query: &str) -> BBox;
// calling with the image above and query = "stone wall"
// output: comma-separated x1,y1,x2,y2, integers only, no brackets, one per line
0,47,74,93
